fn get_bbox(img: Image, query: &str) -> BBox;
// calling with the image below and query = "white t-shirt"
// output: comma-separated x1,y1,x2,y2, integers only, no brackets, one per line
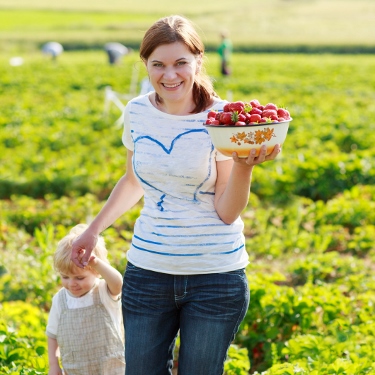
122,93,249,275
46,279,123,340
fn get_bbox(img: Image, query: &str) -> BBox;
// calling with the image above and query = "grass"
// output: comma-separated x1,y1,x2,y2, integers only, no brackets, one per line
0,0,375,52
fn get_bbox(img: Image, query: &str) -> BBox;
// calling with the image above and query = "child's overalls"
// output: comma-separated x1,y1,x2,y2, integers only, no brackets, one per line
57,285,125,375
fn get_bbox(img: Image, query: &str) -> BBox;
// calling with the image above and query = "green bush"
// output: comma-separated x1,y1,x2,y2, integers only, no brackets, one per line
224,345,251,375
238,261,374,373
0,302,48,373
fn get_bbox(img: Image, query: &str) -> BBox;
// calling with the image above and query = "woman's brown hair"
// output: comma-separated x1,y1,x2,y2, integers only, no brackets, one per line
140,15,218,113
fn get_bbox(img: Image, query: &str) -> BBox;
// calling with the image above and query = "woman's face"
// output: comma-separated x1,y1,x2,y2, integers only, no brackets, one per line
146,41,201,107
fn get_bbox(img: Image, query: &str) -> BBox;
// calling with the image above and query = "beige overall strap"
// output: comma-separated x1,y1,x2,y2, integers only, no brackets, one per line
58,288,68,312
92,282,101,305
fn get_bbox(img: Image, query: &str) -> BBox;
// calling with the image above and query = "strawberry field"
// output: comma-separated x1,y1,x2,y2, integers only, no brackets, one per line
1,50,375,375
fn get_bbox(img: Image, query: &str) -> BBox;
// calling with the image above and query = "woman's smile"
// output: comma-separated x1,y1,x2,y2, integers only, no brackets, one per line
162,82,183,89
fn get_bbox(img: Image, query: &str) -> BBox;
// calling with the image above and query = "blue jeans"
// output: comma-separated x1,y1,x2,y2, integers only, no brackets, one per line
122,262,250,375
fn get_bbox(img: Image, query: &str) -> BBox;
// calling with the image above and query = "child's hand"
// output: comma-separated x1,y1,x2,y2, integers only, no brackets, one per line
88,255,98,266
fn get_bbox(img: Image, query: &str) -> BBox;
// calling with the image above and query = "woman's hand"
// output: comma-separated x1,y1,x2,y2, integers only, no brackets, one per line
70,229,99,268
232,144,281,167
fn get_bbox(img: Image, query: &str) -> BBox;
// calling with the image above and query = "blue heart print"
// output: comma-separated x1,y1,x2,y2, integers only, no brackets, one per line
132,129,214,207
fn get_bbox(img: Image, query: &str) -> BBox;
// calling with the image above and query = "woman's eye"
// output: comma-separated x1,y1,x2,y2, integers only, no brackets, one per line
153,63,163,67
177,61,187,66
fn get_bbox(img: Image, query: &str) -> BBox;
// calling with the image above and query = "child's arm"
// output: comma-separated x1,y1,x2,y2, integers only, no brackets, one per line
47,336,63,375
89,257,123,296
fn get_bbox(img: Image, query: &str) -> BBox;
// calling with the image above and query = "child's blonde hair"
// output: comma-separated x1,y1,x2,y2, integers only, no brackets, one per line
53,224,109,275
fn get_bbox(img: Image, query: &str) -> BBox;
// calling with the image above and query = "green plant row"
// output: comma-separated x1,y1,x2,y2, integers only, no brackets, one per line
244,185,375,258
1,52,375,203
1,185,375,262
8,40,375,55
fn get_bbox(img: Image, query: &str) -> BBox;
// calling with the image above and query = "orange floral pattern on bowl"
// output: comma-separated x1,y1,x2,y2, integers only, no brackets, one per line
230,127,276,146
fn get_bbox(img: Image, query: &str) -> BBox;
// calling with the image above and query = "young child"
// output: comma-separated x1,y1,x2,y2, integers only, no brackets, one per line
46,224,125,375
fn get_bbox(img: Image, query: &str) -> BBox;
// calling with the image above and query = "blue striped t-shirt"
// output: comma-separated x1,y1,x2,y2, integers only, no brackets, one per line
122,93,249,275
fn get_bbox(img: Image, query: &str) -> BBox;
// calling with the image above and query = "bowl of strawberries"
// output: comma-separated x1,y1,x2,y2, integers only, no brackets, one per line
204,99,292,158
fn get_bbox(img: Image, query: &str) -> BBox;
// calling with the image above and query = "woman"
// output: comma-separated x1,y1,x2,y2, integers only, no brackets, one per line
71,15,281,375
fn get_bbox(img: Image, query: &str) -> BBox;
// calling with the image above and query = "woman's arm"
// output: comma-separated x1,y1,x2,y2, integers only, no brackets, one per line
71,150,144,267
215,144,281,224
47,337,63,375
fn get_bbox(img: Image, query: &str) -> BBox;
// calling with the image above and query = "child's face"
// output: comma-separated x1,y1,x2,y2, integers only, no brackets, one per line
60,267,97,297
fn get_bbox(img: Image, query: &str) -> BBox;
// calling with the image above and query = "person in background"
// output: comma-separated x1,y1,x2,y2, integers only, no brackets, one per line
46,224,125,375
71,15,281,375
217,30,233,76
104,42,131,65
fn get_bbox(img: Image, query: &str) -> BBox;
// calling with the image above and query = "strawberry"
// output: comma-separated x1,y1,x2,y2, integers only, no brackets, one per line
249,99,261,108
207,110,217,119
245,113,252,123
277,108,290,119
249,114,261,123
250,107,262,115
223,103,231,112
238,113,247,122
220,112,234,125
228,101,245,114
235,121,247,126
210,119,220,125
262,109,277,118
264,103,278,111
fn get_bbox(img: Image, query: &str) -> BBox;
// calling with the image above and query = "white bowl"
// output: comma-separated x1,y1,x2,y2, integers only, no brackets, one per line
204,119,291,158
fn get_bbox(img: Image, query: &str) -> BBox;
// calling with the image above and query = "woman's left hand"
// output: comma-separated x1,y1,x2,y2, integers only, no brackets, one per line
232,144,281,167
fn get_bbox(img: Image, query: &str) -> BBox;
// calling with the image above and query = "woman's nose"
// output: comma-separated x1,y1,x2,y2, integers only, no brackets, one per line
163,66,177,79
